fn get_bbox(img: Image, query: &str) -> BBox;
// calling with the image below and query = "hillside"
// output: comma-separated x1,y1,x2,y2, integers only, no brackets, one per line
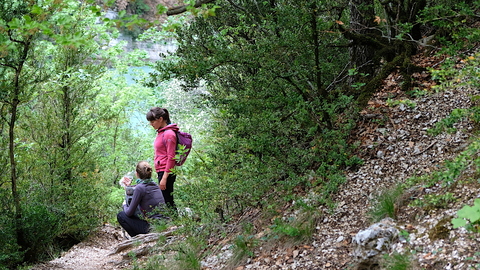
31,52,480,270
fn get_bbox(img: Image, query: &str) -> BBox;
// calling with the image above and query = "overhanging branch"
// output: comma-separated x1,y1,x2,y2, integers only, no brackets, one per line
167,0,216,16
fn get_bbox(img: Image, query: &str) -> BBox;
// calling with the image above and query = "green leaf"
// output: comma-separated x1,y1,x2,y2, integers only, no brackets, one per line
471,210,480,224
89,5,101,13
457,205,472,218
31,5,43,15
474,198,480,208
156,4,168,14
8,18,20,29
457,203,480,223
452,218,467,229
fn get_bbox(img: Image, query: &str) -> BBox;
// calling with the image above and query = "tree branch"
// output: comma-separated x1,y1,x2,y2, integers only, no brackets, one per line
167,0,216,16
109,226,180,255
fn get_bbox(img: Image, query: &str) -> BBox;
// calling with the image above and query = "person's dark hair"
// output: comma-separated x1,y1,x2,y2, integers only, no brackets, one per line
136,161,153,179
146,107,171,124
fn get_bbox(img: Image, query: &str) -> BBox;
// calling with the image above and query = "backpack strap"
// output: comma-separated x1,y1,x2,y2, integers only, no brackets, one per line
161,129,178,150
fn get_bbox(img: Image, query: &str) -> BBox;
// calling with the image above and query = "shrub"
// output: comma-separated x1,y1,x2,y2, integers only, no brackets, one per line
173,236,204,270
369,185,405,222
380,251,415,270
0,210,23,268
21,203,62,261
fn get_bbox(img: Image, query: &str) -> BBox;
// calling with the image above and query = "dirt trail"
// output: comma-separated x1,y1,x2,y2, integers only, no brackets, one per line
31,224,128,270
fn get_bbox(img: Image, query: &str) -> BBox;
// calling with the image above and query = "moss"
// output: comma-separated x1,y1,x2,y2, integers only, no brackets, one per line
428,217,452,240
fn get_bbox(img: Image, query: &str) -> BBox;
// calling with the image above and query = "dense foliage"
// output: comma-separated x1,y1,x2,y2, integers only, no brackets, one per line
151,0,480,220
153,0,361,220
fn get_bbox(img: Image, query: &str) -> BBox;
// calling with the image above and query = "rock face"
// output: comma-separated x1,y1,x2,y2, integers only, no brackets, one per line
103,9,178,62
108,33,177,61
352,218,399,268
112,0,182,23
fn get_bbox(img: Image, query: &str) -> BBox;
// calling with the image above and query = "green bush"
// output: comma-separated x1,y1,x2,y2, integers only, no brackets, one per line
21,203,62,261
0,210,23,268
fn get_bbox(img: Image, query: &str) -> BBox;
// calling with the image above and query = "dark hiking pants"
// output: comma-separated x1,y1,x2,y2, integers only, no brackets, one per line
117,211,149,237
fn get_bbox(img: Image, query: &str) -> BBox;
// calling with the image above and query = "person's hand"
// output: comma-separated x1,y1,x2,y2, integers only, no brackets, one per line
122,176,132,187
159,178,167,190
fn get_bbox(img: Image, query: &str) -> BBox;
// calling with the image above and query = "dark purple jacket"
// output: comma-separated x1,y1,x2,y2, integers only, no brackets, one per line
123,182,165,219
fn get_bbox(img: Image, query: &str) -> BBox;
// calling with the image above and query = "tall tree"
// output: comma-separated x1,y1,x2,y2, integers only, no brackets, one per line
342,0,428,105
0,0,49,254
0,0,115,264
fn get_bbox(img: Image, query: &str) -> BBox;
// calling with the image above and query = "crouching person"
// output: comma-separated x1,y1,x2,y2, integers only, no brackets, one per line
117,161,168,237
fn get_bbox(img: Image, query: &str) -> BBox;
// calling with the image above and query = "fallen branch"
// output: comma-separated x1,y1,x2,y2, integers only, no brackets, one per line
413,140,437,156
109,226,180,255
122,246,151,259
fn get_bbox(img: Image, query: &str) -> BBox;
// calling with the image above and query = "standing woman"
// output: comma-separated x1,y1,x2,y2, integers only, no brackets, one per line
146,107,178,213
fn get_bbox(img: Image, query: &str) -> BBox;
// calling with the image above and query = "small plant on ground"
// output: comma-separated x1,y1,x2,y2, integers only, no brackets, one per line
409,192,455,210
452,198,480,233
464,252,480,269
380,251,415,270
170,236,205,270
137,254,167,270
427,108,468,136
368,185,405,222
405,139,480,189
228,222,258,267
406,87,428,98
271,217,301,237
270,213,316,243
386,98,416,109
398,229,410,243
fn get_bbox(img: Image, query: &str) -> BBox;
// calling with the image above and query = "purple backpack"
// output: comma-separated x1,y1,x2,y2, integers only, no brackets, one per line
175,131,193,166
162,130,193,166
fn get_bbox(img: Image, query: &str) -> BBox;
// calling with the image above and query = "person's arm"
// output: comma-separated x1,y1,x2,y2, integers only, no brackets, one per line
124,186,143,216
160,130,176,190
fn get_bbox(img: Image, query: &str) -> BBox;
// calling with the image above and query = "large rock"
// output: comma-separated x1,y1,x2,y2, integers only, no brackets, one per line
351,218,399,269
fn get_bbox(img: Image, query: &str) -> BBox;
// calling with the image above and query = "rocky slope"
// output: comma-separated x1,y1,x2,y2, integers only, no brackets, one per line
200,55,480,270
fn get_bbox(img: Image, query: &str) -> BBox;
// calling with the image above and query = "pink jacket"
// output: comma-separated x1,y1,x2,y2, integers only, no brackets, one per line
154,124,179,173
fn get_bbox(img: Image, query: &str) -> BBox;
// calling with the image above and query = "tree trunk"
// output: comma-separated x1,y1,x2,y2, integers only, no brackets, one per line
349,0,377,85
9,37,33,258
9,97,25,251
